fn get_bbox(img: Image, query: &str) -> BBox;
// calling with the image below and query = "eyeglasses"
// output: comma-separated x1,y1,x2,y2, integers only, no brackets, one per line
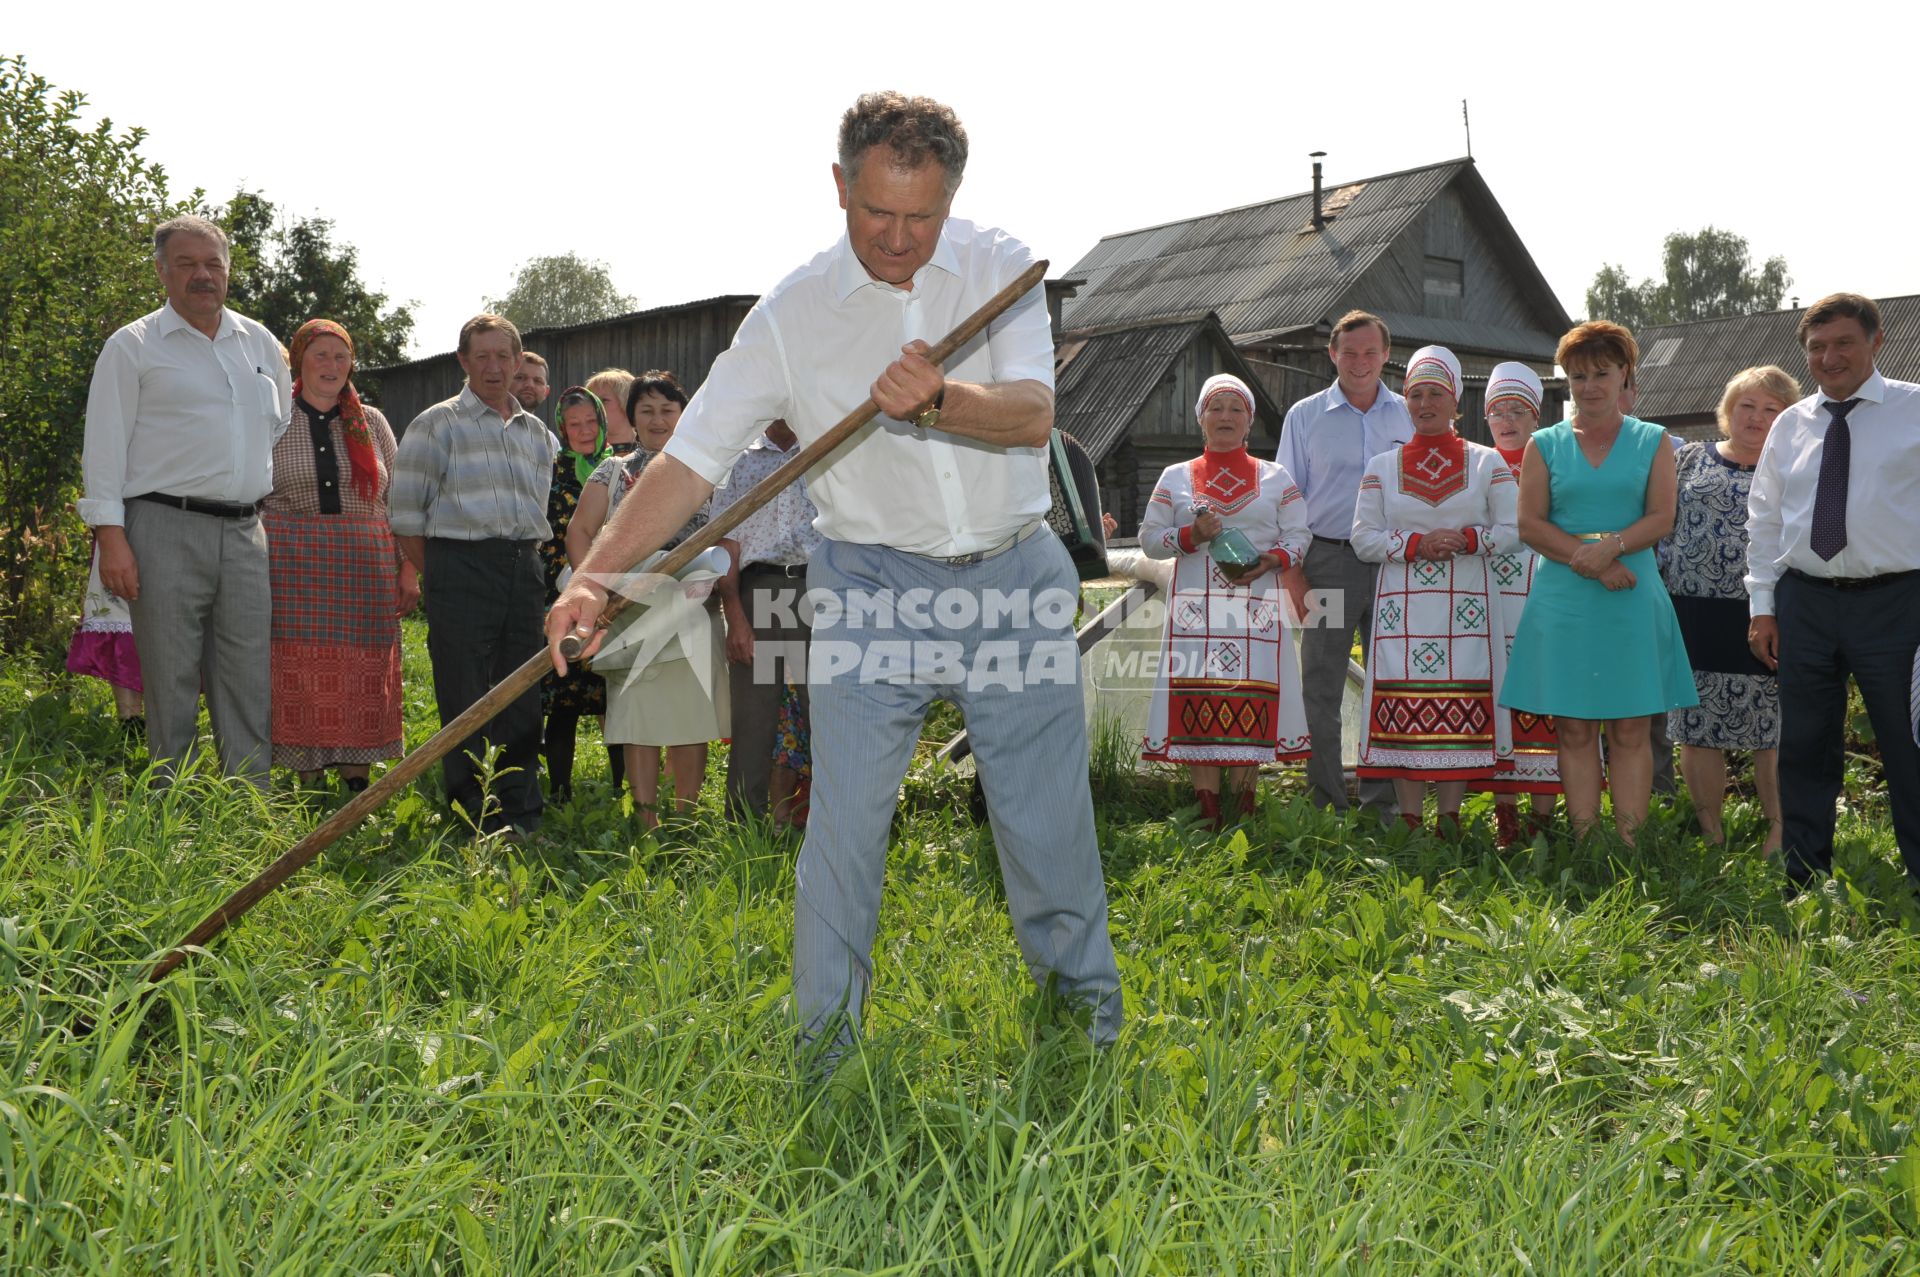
1486,405,1534,422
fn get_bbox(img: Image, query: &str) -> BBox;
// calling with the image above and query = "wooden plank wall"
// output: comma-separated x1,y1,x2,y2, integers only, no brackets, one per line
364,299,756,434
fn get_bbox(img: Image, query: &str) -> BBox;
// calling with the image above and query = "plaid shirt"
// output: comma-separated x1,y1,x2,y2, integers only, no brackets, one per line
389,386,557,541
263,400,398,517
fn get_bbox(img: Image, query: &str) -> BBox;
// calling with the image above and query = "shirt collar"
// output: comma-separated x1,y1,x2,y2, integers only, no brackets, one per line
1328,379,1396,414
1816,368,1887,407
746,431,798,454
158,302,239,342
827,220,964,303
459,383,535,427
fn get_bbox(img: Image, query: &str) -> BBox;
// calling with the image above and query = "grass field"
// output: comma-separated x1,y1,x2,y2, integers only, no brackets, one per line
4,622,1919,1273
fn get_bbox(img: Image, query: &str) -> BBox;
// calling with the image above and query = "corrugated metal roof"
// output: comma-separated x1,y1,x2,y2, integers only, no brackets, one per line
1060,158,1570,357
1053,313,1279,465
1063,162,1457,337
1632,295,1920,420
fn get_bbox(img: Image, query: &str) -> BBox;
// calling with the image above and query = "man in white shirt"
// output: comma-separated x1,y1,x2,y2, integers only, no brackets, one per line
712,419,823,821
1275,312,1413,820
1746,293,1920,891
547,92,1122,1064
80,215,292,786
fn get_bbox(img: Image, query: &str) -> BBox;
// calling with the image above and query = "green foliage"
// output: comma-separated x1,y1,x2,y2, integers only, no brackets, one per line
216,188,415,370
1586,227,1792,331
4,631,1920,1272
0,55,179,654
484,252,635,333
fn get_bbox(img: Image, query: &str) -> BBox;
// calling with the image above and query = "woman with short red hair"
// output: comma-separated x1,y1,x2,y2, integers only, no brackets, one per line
1501,322,1697,844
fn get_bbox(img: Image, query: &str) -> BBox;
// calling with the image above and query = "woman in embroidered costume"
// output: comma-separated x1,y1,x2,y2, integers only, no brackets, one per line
1352,346,1518,837
1501,322,1697,845
1478,361,1561,846
262,320,414,789
1140,373,1311,828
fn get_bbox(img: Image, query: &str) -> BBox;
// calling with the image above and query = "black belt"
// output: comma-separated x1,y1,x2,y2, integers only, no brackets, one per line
1312,534,1352,548
1785,567,1920,592
133,492,258,519
742,561,808,580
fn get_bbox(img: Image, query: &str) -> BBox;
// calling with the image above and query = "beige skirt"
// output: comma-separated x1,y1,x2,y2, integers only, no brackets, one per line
603,616,730,747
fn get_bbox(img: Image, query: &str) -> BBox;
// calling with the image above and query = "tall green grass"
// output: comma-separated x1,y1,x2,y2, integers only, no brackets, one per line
3,635,1918,1273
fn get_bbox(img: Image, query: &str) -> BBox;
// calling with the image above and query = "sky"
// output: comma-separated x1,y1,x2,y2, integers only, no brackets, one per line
13,2,1918,360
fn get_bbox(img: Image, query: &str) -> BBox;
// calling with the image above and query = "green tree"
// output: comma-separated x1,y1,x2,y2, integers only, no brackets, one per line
217,189,415,369
485,253,634,333
1585,227,1791,330
0,55,182,652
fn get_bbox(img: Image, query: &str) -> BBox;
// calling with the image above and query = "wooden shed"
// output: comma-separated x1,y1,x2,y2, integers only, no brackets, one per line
364,294,756,432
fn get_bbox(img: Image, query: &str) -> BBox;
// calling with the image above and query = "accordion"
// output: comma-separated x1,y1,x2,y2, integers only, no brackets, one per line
1045,430,1109,581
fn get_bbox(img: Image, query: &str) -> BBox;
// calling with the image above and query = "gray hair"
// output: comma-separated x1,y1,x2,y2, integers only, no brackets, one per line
153,215,231,263
837,91,968,196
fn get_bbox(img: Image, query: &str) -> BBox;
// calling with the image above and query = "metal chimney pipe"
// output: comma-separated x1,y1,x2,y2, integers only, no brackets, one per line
1310,152,1327,229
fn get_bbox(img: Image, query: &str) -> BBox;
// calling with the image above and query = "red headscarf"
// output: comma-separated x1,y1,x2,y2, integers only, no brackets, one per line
289,319,380,503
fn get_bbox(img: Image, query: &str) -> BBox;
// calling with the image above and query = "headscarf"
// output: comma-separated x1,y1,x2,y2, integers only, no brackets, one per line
1485,361,1543,416
553,385,611,485
1403,345,1462,400
1194,373,1257,425
289,319,379,503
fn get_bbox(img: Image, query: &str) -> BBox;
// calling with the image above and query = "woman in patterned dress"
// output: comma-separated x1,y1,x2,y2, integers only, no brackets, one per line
1352,346,1518,838
1663,365,1797,853
1479,361,1561,846
1140,373,1312,829
539,386,615,803
1501,322,1697,845
263,320,414,788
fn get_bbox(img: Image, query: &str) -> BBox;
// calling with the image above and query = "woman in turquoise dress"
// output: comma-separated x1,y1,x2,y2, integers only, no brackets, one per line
1502,321,1697,844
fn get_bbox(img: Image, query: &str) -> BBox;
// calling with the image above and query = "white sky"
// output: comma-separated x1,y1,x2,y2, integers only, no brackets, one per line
14,2,1917,360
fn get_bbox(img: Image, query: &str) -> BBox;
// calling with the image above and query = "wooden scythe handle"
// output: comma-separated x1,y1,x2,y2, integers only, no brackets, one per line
142,258,1049,986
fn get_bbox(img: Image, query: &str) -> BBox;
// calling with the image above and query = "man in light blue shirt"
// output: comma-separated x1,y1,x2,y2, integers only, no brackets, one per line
1275,310,1412,818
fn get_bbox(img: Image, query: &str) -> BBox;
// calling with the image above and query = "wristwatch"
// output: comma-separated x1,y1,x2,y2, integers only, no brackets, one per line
912,384,946,431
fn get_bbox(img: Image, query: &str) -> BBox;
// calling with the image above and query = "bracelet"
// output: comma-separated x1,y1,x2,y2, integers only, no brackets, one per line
1609,532,1628,555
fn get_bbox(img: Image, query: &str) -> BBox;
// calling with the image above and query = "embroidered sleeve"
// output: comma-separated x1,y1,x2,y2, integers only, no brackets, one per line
1138,476,1189,560
1469,463,1520,556
1350,471,1399,564
1269,480,1309,570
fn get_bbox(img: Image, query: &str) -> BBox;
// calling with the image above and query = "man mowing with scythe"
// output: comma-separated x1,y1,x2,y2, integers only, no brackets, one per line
546,91,1123,1069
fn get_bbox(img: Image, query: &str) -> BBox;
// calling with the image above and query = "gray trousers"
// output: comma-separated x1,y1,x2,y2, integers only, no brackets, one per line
1299,537,1397,818
794,533,1123,1057
123,499,272,787
724,566,811,820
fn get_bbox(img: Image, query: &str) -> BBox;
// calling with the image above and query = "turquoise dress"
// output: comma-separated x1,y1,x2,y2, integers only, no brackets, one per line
1500,417,1699,719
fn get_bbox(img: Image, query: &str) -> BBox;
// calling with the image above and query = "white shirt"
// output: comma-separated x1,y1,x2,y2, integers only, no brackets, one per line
1274,381,1414,539
708,434,822,567
1745,370,1920,616
663,218,1054,558
80,304,292,526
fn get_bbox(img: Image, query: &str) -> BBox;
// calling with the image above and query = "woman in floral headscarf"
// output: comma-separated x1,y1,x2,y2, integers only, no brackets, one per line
263,319,414,788
1352,345,1518,838
1139,372,1312,830
539,385,617,802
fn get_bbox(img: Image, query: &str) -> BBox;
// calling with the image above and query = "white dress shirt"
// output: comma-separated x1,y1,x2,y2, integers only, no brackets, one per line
1745,370,1920,616
663,218,1054,558
708,434,823,567
80,304,292,526
1274,381,1414,540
